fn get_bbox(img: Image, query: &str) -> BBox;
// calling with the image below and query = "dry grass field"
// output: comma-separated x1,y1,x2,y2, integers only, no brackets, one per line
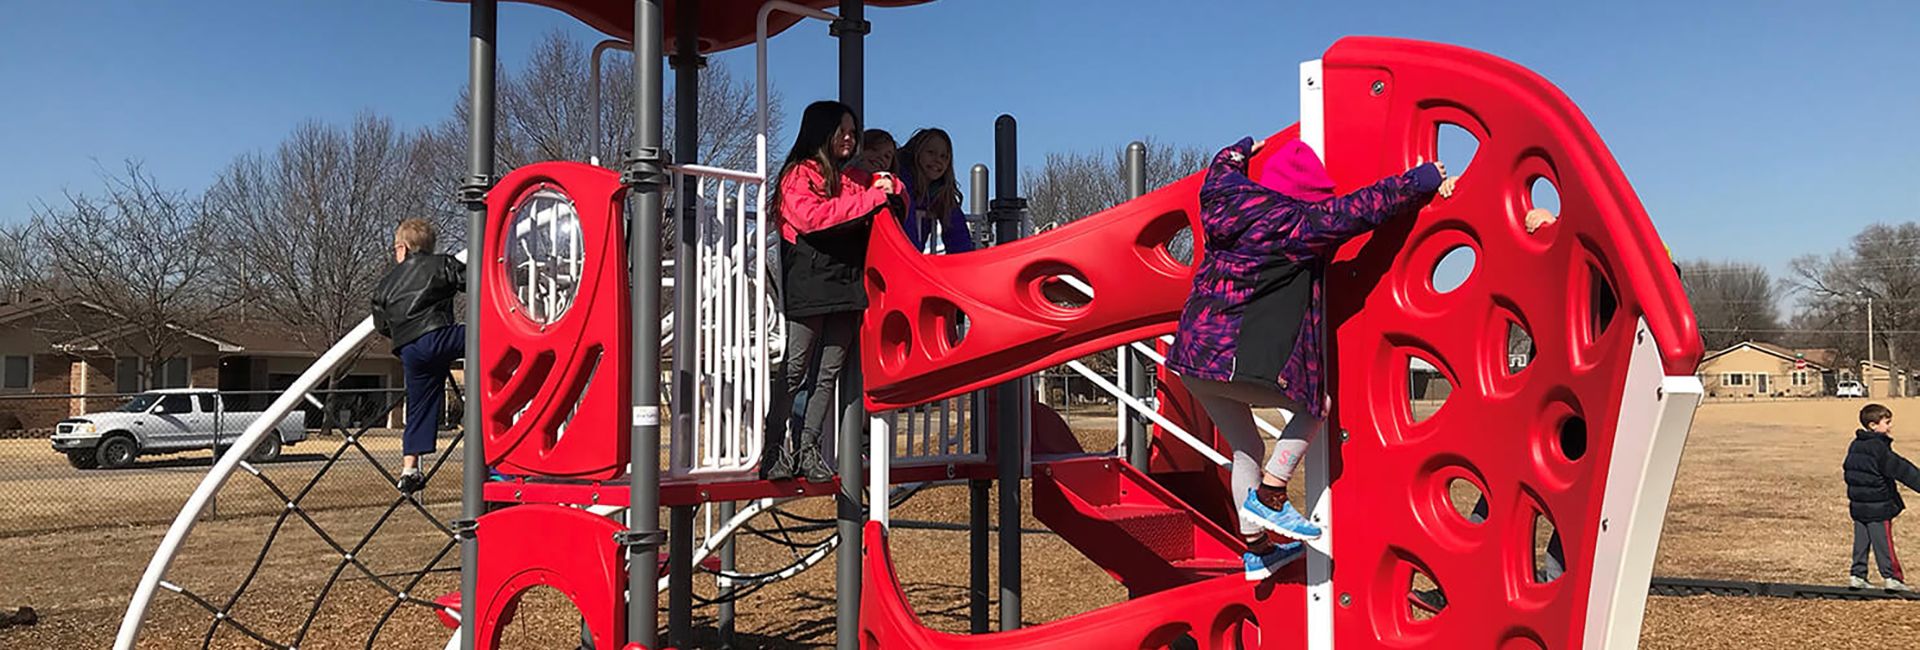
4,397,1919,648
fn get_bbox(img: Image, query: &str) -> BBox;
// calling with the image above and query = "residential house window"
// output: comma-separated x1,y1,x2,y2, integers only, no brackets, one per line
116,358,143,393
1,355,29,391
1792,371,1810,386
159,358,190,389
1724,373,1749,386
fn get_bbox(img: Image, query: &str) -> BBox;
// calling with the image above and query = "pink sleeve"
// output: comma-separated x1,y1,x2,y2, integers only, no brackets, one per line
781,163,890,234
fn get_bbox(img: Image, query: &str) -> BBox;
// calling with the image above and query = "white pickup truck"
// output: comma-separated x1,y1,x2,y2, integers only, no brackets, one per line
49,388,306,469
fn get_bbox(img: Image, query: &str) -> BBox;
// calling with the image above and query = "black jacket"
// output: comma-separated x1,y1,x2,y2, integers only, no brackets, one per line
781,197,898,319
1843,428,1920,522
370,254,466,351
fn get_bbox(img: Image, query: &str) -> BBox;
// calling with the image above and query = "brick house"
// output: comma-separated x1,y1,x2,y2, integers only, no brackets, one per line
0,297,403,434
1697,341,1833,398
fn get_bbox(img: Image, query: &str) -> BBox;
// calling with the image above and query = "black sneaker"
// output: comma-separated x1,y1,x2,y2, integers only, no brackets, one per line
397,471,428,495
760,447,796,482
796,446,834,484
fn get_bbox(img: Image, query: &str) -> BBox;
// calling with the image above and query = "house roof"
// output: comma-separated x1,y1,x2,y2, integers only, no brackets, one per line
1701,341,1832,371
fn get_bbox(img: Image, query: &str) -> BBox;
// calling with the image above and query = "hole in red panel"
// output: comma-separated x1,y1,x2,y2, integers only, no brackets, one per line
1018,262,1095,319
489,348,524,393
1436,122,1479,180
1559,416,1588,462
1532,511,1565,585
917,298,968,359
1210,605,1260,648
866,268,888,296
1528,397,1584,492
549,346,602,446
1528,176,1561,218
1431,245,1476,294
1138,623,1198,649
1589,264,1619,343
1507,322,1536,374
878,311,912,372
1408,568,1444,621
1135,210,1198,273
1407,355,1451,424
1500,631,1548,650
492,585,587,648
1448,478,1486,525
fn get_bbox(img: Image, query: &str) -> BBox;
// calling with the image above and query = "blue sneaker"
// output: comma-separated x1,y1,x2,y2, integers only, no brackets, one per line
1243,541,1304,581
1241,489,1322,541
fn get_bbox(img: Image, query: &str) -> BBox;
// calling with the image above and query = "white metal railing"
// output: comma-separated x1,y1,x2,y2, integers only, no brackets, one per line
668,163,777,479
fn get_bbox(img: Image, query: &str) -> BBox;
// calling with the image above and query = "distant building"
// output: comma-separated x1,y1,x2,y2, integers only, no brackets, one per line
1697,341,1833,398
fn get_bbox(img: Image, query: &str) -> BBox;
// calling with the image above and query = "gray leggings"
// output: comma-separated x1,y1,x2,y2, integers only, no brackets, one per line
1183,377,1324,537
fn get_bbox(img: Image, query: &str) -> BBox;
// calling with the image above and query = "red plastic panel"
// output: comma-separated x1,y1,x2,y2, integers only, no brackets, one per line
860,521,1301,649
473,505,627,650
480,161,632,480
1317,37,1703,648
859,126,1292,411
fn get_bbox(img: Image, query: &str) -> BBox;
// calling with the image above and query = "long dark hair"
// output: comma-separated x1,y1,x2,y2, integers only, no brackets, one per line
900,128,959,220
770,100,860,222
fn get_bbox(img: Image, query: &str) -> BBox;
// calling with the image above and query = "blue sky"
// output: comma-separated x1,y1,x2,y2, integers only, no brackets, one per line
3,0,1916,286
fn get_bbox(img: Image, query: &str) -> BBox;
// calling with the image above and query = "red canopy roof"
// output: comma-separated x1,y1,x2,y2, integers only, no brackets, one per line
457,1,935,53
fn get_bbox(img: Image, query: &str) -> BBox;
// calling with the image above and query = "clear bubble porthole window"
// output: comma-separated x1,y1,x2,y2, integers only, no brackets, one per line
506,188,585,325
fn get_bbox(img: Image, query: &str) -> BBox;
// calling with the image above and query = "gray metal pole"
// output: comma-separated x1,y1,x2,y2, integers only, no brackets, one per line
989,114,1025,631
1123,141,1150,470
625,0,667,647
666,1,701,645
457,2,495,650
834,3,868,649
717,499,738,647
967,161,990,635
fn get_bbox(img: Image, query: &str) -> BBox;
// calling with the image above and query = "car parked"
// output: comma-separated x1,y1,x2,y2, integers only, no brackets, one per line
48,389,305,469
1837,381,1867,398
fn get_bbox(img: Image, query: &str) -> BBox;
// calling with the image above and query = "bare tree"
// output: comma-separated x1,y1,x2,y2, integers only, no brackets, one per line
478,29,779,173
23,162,230,383
0,221,38,302
206,114,424,350
1785,222,1920,368
1678,259,1783,351
1025,138,1208,231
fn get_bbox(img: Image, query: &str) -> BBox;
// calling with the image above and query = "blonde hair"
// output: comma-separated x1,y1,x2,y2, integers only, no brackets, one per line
394,219,437,254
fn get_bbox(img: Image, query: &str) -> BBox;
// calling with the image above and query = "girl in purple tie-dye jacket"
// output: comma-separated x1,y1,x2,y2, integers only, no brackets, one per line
1168,136,1447,575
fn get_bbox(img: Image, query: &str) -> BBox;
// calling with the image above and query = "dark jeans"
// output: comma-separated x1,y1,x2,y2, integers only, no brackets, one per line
399,325,465,456
1853,518,1905,581
766,313,856,457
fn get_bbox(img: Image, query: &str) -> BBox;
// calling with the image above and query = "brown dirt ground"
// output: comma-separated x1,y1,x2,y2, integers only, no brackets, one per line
6,398,1920,648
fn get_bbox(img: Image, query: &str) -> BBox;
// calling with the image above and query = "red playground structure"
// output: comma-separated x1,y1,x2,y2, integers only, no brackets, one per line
117,2,1705,649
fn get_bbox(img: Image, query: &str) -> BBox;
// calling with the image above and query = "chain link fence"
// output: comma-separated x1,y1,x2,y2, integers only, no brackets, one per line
0,386,466,538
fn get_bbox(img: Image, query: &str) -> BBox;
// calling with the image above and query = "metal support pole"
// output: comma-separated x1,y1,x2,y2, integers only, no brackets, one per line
717,499,738,647
989,114,1026,631
666,2,701,646
457,2,495,650
967,161,991,634
833,3,868,649
624,1,668,647
1123,141,1150,469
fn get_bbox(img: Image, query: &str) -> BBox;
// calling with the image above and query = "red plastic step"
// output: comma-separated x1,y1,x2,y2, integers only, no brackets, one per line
1033,457,1244,597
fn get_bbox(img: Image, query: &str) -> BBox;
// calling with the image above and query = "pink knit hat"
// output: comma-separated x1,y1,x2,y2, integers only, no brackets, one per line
1256,140,1335,202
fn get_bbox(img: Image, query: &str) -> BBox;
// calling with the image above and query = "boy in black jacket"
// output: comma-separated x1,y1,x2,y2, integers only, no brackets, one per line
371,219,466,494
1844,403,1920,590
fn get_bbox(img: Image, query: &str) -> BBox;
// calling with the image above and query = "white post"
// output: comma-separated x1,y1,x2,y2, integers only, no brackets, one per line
870,414,891,527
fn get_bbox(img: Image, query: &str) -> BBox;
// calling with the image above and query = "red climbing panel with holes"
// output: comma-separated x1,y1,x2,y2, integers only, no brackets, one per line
474,504,628,649
480,161,633,480
1318,37,1703,648
858,36,1701,650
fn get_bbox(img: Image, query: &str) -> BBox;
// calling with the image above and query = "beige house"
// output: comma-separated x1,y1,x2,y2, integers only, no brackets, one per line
0,297,403,433
1698,341,1831,398
1859,361,1913,399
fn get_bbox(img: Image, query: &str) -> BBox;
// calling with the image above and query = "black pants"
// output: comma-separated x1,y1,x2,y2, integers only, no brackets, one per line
767,312,856,456
1853,518,1905,581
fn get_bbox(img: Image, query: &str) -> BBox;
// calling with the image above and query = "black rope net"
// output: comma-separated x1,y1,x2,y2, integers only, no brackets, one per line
140,345,470,650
